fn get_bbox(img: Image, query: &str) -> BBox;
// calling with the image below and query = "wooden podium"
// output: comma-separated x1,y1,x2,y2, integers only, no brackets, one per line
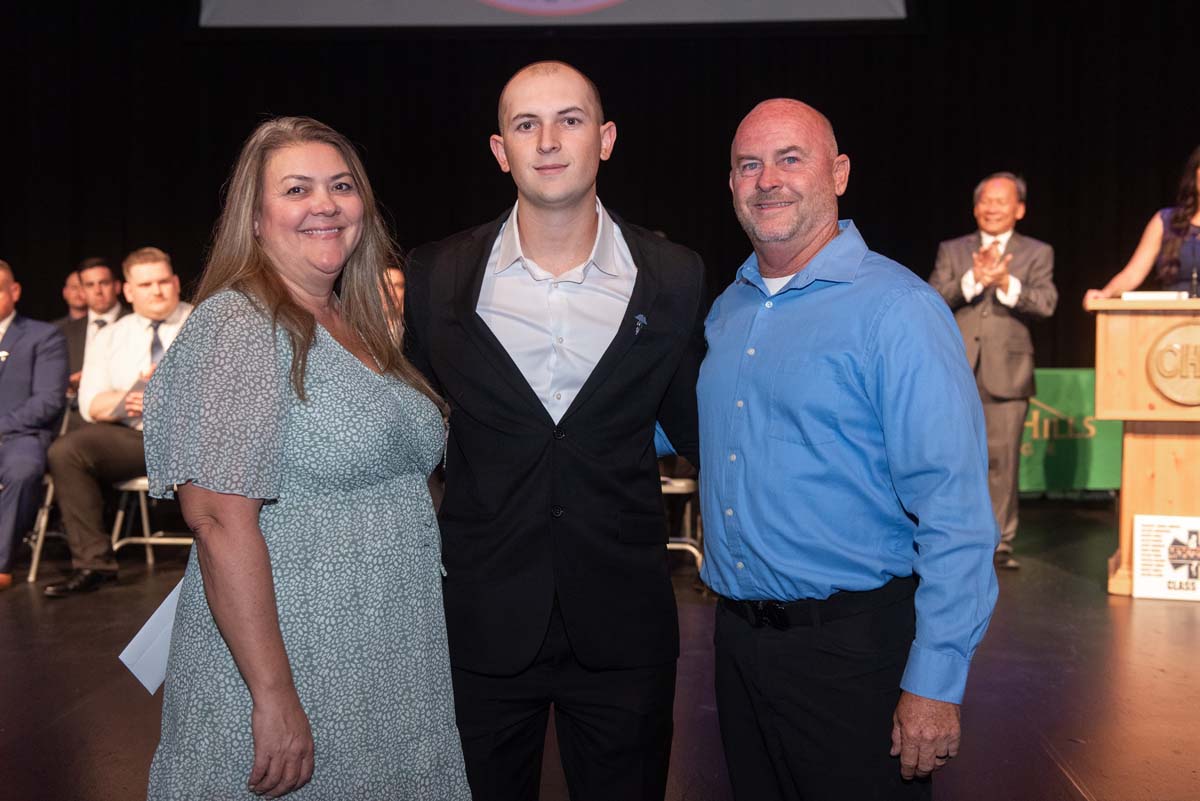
1086,298,1200,595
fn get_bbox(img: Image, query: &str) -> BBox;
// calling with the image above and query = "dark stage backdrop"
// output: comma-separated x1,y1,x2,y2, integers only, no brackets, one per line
5,0,1198,367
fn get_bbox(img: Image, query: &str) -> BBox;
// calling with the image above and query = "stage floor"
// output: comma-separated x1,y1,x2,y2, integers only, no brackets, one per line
2,499,1197,801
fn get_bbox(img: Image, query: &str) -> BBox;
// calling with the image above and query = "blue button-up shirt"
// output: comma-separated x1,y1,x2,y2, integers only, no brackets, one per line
697,220,999,703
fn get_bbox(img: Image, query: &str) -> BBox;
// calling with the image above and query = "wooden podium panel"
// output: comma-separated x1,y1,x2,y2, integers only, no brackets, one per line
1088,298,1200,421
1085,298,1200,595
1107,421,1200,595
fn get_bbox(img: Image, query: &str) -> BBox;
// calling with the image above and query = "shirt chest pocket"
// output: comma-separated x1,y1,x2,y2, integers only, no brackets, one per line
767,355,844,446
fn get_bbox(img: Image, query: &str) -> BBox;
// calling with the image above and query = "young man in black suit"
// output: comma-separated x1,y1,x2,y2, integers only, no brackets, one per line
404,61,706,801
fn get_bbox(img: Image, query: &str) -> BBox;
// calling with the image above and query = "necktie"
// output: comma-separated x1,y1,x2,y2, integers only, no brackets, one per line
150,320,164,366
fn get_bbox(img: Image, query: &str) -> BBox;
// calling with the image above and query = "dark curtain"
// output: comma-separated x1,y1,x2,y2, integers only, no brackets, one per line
5,0,1198,367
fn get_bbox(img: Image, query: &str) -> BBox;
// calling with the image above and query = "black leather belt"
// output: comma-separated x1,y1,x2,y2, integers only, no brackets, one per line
719,575,918,630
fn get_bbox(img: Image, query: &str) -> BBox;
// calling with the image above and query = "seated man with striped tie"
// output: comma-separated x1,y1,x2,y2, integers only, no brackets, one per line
54,258,130,431
45,247,192,597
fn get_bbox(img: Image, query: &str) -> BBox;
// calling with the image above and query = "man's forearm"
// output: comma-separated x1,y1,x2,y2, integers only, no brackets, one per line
87,389,127,421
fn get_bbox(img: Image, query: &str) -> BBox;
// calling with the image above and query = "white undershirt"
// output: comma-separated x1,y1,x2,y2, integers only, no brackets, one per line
761,275,793,295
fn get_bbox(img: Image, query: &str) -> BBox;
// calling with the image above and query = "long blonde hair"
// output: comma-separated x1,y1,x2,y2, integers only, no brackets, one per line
196,116,444,413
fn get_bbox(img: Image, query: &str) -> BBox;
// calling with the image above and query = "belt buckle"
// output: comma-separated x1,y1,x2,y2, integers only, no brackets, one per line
751,600,789,630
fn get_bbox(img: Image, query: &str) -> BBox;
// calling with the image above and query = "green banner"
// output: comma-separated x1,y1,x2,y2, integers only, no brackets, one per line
1019,368,1122,491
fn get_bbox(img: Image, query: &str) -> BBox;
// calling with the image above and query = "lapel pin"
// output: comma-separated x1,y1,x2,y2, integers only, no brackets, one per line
0,351,8,362
634,314,648,336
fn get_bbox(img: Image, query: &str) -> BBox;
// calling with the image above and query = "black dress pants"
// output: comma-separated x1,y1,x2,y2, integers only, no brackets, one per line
451,601,676,801
714,580,932,801
46,422,145,572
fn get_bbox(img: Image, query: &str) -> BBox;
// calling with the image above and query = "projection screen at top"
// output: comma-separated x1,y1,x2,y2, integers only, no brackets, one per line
199,0,907,28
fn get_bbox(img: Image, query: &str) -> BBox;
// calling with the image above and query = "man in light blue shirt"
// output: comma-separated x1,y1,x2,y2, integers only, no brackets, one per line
698,99,998,800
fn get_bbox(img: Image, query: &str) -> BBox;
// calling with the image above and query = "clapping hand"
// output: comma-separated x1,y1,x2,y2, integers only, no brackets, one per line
972,243,1013,292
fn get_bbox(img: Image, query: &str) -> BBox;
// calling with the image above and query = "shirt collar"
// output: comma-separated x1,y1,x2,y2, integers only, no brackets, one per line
979,229,1015,251
133,302,185,329
0,311,16,339
495,198,621,281
736,219,867,294
88,305,121,326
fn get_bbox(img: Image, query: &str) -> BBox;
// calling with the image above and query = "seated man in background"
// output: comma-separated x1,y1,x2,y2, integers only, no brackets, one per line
53,270,88,326
384,264,405,314
55,258,128,430
44,247,191,597
0,260,68,591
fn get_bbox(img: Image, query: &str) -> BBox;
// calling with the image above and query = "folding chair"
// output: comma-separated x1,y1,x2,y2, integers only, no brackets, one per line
110,477,193,564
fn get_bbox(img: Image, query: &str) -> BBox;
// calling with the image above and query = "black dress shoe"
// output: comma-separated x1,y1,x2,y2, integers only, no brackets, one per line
44,569,118,597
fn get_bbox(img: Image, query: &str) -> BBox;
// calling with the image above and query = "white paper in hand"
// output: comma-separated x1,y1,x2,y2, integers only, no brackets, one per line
119,579,182,693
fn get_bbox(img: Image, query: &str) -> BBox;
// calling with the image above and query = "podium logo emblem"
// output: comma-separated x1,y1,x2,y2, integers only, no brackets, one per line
1147,323,1200,406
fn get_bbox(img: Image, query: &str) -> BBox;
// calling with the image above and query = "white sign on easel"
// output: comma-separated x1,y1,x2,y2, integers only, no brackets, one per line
1133,515,1200,601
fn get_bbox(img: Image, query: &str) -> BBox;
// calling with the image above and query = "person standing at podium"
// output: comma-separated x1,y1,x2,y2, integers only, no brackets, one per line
930,173,1057,569
1084,145,1200,303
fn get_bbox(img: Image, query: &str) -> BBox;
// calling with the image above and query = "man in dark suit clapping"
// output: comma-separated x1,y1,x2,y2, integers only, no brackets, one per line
0,260,68,591
405,61,706,801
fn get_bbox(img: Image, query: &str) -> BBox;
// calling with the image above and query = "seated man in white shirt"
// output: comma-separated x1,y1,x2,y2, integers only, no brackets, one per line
44,247,193,597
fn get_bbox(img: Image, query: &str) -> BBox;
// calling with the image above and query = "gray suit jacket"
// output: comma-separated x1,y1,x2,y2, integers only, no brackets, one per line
929,232,1057,399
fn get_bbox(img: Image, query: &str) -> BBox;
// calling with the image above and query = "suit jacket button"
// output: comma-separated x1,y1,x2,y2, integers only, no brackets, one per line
551,505,565,518
553,428,566,440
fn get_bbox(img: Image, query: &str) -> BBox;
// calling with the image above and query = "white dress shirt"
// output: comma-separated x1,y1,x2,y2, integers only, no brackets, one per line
0,310,16,342
86,304,124,349
477,199,637,423
961,228,1023,307
79,302,192,428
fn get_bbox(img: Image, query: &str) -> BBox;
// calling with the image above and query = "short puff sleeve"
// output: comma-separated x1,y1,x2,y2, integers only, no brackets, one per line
143,290,289,501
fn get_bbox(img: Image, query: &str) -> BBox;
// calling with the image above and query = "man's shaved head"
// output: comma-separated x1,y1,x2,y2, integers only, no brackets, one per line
732,99,839,166
488,59,617,212
497,61,605,132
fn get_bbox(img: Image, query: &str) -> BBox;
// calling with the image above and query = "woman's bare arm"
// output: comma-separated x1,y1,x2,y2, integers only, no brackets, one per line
178,482,313,798
1083,213,1164,307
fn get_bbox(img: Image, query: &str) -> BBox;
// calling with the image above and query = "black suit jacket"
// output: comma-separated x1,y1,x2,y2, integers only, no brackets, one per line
405,210,706,675
55,306,132,375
